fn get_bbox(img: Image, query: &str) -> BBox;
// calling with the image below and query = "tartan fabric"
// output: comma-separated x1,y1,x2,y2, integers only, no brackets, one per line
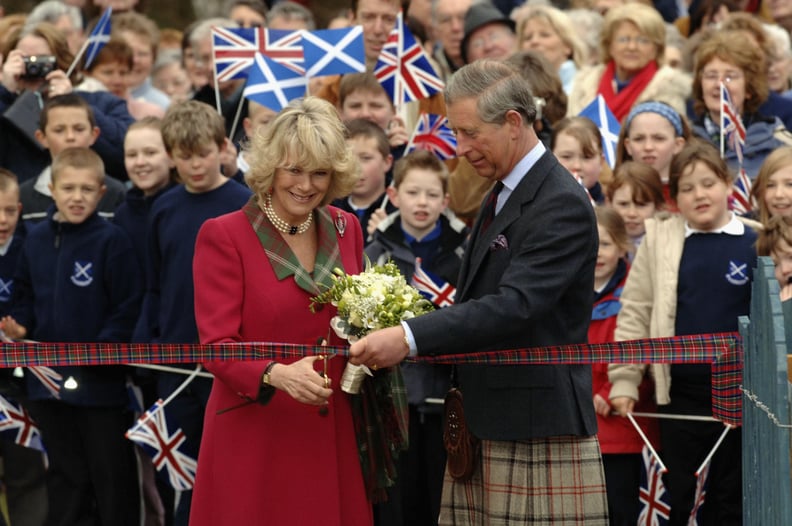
242,197,343,295
0,333,743,424
438,436,608,525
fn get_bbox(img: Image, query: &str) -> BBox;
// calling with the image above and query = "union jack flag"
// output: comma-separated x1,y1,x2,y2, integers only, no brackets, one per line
373,12,444,106
638,445,671,525
27,366,63,399
731,167,753,214
720,82,746,164
126,399,197,490
0,394,45,453
688,460,710,526
412,258,455,308
212,26,304,82
405,113,457,160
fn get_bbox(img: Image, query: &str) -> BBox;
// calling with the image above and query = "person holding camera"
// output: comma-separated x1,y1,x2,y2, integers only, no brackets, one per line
0,22,134,183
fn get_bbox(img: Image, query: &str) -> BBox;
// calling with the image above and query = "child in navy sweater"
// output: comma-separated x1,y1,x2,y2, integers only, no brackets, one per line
2,147,142,526
135,100,252,525
365,150,468,526
610,140,759,525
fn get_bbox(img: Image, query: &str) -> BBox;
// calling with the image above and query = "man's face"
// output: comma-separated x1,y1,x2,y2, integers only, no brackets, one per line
465,22,516,63
447,97,519,181
355,0,400,63
435,0,471,66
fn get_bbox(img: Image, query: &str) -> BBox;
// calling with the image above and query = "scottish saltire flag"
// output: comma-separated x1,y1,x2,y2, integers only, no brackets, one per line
579,95,620,169
27,366,63,399
731,167,753,214
638,445,671,525
243,53,307,112
301,26,365,78
688,461,711,526
405,113,457,160
373,12,444,106
412,258,456,308
126,399,197,490
212,27,304,82
0,394,45,453
84,7,112,69
720,82,746,164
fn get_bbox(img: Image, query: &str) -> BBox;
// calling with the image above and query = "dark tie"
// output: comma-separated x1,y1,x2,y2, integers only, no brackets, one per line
481,181,504,233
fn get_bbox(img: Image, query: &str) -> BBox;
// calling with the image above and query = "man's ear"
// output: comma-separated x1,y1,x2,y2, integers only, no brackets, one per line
87,126,100,146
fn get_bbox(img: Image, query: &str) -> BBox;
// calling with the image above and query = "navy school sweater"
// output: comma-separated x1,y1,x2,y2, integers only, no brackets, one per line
13,207,142,406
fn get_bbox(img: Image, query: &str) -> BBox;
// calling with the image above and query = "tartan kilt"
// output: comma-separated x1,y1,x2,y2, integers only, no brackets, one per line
439,435,609,525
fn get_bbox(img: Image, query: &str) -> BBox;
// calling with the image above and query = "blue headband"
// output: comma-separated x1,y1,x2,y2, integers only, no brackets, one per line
625,101,684,137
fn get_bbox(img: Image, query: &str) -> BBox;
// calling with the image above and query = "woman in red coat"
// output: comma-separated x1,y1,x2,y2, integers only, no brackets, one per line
590,207,660,526
190,97,372,526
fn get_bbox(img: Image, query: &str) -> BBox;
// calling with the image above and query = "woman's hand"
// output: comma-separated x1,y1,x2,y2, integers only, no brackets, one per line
1,49,25,93
44,69,74,98
593,393,612,417
268,356,332,406
609,396,635,417
1,315,27,340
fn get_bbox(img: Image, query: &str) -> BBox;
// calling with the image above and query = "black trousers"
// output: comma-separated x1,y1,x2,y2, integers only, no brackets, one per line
27,400,140,526
602,453,642,526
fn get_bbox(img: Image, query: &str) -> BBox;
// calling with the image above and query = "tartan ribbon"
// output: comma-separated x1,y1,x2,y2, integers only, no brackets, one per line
0,332,742,425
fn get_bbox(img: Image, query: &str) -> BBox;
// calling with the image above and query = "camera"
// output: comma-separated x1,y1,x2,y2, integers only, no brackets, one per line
22,55,57,79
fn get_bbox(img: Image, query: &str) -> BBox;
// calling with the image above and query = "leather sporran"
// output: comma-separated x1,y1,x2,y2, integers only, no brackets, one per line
443,388,480,482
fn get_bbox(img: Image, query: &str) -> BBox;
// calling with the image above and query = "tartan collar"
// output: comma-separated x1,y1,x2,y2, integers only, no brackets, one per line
243,196,344,296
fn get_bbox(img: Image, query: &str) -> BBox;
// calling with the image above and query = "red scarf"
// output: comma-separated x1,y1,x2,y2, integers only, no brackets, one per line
597,60,659,121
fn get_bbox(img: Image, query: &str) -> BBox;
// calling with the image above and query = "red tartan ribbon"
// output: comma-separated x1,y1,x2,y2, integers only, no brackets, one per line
0,332,742,425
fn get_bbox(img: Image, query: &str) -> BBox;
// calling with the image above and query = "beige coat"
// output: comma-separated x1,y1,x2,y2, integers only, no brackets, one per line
608,212,761,405
566,63,692,118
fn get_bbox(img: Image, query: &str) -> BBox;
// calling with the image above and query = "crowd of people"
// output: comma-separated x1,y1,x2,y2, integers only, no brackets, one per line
0,0,791,525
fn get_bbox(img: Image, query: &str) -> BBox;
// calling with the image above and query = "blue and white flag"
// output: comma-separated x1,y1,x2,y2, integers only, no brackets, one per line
243,53,307,112
578,95,620,169
301,26,365,78
84,7,112,69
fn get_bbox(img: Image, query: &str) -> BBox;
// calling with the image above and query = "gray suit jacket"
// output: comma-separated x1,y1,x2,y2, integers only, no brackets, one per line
407,150,598,440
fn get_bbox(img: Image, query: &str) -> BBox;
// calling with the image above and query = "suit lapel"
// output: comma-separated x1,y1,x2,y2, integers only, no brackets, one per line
458,151,558,300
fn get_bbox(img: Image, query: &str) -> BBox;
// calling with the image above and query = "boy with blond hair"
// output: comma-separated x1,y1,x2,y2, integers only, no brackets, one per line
136,100,251,525
3,147,142,526
365,149,468,525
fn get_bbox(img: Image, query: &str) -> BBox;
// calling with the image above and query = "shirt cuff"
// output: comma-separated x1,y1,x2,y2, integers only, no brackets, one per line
401,321,418,356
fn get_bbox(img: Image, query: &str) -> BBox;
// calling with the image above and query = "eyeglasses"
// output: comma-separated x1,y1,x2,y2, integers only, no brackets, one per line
613,35,653,47
701,70,744,84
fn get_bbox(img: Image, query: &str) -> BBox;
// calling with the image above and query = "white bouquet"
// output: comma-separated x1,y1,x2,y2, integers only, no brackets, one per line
310,261,434,393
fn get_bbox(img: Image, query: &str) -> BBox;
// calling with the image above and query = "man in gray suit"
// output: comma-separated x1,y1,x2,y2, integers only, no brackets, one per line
350,60,608,524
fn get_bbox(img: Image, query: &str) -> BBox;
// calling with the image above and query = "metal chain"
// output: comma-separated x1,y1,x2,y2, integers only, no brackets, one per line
740,385,792,428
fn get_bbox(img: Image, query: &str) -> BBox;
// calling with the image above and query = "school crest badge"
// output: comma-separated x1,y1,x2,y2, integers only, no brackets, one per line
725,260,749,286
70,260,94,287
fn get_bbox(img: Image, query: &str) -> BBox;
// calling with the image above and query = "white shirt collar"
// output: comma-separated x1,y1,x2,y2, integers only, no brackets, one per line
237,151,250,174
34,166,52,197
0,235,14,256
684,212,744,238
496,141,546,214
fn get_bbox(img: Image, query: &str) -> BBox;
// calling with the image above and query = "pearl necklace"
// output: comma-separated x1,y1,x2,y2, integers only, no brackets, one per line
263,192,313,235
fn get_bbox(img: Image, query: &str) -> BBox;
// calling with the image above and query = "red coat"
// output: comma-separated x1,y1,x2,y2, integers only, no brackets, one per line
589,263,660,454
190,206,372,526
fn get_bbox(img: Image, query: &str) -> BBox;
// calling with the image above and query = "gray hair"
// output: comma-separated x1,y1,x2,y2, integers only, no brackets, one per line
24,0,82,33
190,17,239,47
445,59,536,125
267,1,316,30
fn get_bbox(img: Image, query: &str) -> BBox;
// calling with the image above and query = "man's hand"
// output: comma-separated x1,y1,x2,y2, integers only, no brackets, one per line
348,325,410,369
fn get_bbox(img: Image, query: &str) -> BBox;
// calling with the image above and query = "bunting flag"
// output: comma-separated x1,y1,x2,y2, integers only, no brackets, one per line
27,366,63,399
0,394,46,453
212,26,304,82
301,26,365,78
720,82,746,164
578,95,620,169
243,52,307,112
638,445,671,525
84,7,112,69
126,399,197,490
411,258,456,308
405,113,457,160
688,461,711,526
373,12,444,106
